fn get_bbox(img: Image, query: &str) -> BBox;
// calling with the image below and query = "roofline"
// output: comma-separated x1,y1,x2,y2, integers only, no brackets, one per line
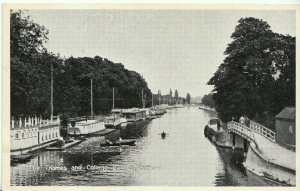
275,117,295,121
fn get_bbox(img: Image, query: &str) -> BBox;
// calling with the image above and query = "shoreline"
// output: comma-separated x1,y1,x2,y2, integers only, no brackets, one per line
204,123,295,186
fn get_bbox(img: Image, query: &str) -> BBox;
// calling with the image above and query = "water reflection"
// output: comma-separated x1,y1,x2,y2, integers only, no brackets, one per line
120,120,151,139
11,107,275,186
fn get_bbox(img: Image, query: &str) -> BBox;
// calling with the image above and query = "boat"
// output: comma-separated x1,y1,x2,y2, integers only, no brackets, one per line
206,117,222,132
45,139,83,151
121,108,147,122
11,154,33,163
106,88,128,127
150,107,165,116
149,115,158,119
63,147,122,155
104,114,127,128
100,139,136,147
67,118,105,136
199,104,216,112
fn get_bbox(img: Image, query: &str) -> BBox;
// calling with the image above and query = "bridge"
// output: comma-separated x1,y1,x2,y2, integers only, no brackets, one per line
227,120,295,171
227,120,276,146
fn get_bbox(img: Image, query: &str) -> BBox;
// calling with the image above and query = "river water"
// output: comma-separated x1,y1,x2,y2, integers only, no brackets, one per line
11,106,274,186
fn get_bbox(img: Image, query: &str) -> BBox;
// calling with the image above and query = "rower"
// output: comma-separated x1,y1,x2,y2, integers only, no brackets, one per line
161,131,167,139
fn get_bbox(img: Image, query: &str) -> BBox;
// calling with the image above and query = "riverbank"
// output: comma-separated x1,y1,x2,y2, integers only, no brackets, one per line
204,120,295,186
11,107,273,186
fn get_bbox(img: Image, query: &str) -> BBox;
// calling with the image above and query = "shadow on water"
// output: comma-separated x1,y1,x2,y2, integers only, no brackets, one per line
61,151,121,166
209,142,277,186
120,120,151,139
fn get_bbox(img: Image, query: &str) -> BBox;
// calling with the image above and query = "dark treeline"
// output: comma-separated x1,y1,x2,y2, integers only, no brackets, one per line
10,10,152,118
208,17,295,128
201,93,215,108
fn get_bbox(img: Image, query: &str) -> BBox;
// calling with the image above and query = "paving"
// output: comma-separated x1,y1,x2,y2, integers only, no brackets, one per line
253,131,295,171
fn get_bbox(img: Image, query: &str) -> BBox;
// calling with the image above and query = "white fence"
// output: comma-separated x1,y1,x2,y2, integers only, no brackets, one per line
227,121,255,142
249,120,276,142
11,116,60,129
227,120,276,143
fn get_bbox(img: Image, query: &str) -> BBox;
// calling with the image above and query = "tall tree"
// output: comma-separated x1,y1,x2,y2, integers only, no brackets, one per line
11,10,51,116
174,90,178,104
208,17,295,123
186,93,191,104
10,10,49,61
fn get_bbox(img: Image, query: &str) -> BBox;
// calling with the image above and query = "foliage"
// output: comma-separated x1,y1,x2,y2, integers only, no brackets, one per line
10,11,152,117
10,10,48,60
186,93,191,104
174,90,178,103
208,17,295,123
201,93,215,108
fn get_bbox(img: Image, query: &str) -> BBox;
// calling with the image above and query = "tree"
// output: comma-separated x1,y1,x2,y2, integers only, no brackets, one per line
174,90,178,104
10,10,49,61
201,93,215,108
186,93,191,104
208,17,295,123
10,11,153,117
11,10,51,116
169,89,172,105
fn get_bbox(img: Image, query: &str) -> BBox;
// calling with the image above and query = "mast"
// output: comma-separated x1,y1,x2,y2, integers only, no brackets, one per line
113,87,115,110
50,62,53,122
91,78,93,117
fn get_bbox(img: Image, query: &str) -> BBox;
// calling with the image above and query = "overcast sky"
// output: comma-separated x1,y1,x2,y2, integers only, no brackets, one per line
25,9,295,98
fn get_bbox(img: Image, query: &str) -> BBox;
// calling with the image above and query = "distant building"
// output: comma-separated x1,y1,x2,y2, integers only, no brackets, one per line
275,107,295,149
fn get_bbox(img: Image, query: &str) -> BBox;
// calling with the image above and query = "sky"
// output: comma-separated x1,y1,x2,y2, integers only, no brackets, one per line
25,9,295,98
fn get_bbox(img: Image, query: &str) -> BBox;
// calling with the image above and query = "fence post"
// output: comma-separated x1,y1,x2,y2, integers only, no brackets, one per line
12,117,14,129
19,118,22,128
24,117,27,127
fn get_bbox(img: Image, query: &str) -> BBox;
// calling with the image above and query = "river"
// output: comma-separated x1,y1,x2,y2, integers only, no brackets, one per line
11,106,275,186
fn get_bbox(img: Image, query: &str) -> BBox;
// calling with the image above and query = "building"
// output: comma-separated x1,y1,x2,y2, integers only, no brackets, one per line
275,107,295,150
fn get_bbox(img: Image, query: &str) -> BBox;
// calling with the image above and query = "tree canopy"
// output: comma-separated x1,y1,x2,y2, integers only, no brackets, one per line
174,90,178,103
201,93,215,108
10,11,152,118
208,17,295,123
186,93,191,104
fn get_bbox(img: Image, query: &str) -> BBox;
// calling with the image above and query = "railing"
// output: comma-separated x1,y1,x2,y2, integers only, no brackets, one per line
249,120,276,142
227,121,255,143
69,116,87,122
69,115,105,121
11,116,60,129
227,120,276,144
69,115,105,123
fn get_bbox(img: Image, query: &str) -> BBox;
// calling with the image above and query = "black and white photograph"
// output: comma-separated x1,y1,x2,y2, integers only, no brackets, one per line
4,4,297,188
